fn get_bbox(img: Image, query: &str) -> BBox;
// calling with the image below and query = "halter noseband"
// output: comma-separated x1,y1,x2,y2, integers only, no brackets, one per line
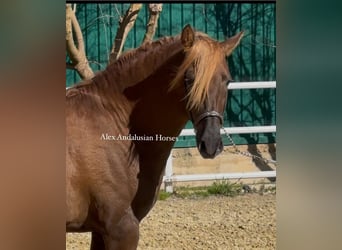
192,110,223,126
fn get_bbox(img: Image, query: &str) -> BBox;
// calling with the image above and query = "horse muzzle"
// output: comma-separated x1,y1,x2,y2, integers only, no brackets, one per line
193,111,224,159
197,132,223,159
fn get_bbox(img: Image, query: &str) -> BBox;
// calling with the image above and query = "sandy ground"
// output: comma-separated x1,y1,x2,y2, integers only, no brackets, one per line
66,193,276,250
67,145,276,249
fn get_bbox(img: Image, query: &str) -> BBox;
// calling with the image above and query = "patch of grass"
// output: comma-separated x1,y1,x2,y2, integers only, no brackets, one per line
207,180,243,197
247,181,276,195
266,185,276,193
242,183,276,195
158,180,275,200
259,184,276,194
174,186,210,199
173,181,243,198
158,190,172,200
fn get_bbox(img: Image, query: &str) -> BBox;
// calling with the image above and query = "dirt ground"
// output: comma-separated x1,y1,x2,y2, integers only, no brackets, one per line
66,193,276,250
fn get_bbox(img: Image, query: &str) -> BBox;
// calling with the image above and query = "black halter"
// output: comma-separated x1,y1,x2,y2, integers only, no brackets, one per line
192,110,223,126
184,75,224,127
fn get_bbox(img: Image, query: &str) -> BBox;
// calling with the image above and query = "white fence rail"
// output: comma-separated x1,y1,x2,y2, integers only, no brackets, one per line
180,125,276,136
163,81,276,192
228,81,276,89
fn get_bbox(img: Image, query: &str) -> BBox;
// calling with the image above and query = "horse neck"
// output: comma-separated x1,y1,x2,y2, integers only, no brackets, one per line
125,51,189,158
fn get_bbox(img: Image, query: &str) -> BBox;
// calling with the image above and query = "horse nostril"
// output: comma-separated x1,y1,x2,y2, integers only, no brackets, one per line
199,141,206,152
215,140,224,156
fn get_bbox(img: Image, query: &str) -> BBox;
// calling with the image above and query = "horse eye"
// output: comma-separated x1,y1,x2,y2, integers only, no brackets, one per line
185,77,194,84
225,79,232,86
221,74,230,85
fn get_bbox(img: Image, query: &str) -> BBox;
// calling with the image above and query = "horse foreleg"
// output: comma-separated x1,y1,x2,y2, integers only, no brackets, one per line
90,232,105,250
131,174,162,221
103,207,139,250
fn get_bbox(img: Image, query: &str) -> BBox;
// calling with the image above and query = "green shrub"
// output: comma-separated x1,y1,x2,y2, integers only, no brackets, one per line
158,190,172,200
207,180,242,197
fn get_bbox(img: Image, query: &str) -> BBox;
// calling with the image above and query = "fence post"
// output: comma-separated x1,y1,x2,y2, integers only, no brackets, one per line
164,153,173,193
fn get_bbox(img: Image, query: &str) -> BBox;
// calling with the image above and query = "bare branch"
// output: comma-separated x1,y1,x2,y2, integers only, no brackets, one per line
142,4,163,45
70,5,85,53
66,4,78,60
65,4,94,80
109,3,142,64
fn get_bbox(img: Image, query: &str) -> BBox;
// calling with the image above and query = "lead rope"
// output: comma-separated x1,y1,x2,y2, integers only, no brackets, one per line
221,126,277,166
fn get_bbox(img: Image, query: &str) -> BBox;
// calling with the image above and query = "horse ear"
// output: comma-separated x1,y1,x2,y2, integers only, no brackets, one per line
181,24,195,50
221,31,244,56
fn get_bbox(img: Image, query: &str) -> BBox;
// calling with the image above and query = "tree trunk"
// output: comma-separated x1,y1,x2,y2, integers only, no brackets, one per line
142,4,163,45
66,4,94,80
109,4,142,64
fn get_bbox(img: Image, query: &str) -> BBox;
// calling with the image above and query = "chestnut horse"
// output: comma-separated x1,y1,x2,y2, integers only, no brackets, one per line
66,25,243,249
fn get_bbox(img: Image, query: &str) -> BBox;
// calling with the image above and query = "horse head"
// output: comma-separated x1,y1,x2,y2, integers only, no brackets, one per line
180,25,244,159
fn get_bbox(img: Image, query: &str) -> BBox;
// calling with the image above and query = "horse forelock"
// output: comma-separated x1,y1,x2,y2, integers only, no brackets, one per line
169,34,225,110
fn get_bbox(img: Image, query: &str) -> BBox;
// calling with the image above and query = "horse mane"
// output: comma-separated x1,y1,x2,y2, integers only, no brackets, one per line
106,36,179,73
67,35,182,95
67,31,225,114
66,36,182,125
169,33,225,110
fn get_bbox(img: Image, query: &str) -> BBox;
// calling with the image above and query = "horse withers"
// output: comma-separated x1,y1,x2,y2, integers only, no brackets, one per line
66,24,243,249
